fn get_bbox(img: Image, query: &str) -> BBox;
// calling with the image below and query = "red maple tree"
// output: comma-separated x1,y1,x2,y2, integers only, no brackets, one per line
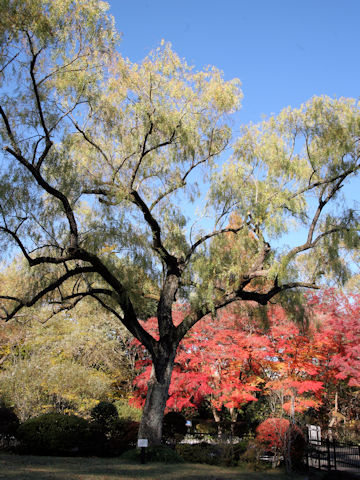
131,291,360,425
131,306,268,417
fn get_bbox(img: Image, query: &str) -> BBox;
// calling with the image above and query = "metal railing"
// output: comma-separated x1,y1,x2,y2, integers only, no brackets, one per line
307,438,360,473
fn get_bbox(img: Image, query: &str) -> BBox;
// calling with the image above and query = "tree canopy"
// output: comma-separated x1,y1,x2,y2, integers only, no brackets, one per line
0,0,359,443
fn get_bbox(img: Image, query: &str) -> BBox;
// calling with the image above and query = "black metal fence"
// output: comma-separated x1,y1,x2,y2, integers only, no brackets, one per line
307,438,360,474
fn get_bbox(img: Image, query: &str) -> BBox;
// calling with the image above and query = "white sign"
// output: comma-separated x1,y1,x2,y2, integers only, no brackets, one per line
307,425,321,445
137,438,148,448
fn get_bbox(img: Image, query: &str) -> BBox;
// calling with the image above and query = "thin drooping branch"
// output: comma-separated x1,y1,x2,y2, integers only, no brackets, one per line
37,51,89,86
286,173,351,260
184,221,251,264
0,224,75,266
26,34,53,169
44,288,116,319
90,292,124,322
50,288,115,303
130,118,154,188
71,117,112,166
149,150,222,212
129,189,179,269
3,145,79,250
0,266,96,321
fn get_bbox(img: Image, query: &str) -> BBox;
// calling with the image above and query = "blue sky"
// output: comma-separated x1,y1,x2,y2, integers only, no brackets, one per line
108,1,360,252
109,0,360,126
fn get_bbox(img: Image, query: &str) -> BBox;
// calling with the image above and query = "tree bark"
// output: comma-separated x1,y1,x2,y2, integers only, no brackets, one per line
211,404,223,436
137,356,175,445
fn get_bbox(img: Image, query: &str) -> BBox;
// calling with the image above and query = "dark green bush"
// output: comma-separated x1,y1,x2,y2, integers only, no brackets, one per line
162,412,187,444
106,418,139,456
176,443,219,464
90,401,118,431
176,441,248,466
17,413,101,456
231,421,248,437
121,444,184,463
0,406,19,437
287,424,306,467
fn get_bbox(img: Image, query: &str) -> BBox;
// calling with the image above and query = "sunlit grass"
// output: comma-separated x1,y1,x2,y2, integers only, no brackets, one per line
0,453,309,479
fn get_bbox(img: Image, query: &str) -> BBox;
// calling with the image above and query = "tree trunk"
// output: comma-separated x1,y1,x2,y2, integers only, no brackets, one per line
211,404,223,436
138,357,174,445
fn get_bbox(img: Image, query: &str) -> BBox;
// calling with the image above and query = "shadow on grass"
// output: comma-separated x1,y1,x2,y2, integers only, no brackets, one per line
0,454,308,480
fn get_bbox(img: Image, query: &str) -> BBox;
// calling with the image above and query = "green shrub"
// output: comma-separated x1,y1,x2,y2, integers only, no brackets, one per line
17,413,100,455
162,412,187,444
106,418,139,456
176,441,247,466
194,420,218,435
239,438,262,465
90,401,118,431
0,405,19,437
121,444,184,463
237,459,272,472
231,421,248,437
176,443,219,465
114,399,142,421
0,405,20,451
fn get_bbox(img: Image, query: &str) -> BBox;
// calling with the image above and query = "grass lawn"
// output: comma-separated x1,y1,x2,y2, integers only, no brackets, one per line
0,454,310,480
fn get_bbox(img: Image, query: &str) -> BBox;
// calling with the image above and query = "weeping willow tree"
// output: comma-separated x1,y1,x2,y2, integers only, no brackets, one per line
0,0,359,444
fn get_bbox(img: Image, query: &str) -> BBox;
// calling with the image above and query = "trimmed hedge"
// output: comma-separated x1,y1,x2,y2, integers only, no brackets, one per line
121,444,184,463
176,440,248,466
17,413,102,456
106,418,139,456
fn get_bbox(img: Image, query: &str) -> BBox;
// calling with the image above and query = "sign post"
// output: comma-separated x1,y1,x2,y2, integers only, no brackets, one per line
137,438,148,464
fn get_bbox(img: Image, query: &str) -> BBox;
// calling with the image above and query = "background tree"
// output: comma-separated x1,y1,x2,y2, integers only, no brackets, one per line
0,0,359,444
307,290,360,439
263,305,324,418
0,286,137,421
